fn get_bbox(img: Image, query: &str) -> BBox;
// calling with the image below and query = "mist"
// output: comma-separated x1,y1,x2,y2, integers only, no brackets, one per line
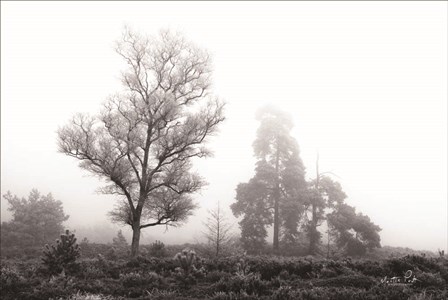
1,1,446,252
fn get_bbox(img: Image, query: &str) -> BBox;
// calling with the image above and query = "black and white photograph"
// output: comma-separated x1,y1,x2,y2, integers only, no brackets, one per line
1,1,447,299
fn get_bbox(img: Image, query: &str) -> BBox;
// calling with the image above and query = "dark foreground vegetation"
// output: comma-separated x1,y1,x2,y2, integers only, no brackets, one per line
1,241,447,300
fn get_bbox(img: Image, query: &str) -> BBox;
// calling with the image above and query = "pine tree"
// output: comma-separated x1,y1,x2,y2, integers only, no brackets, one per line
42,229,80,274
231,106,307,253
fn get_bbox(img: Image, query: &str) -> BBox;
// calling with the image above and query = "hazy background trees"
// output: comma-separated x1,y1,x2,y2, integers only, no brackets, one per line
231,106,381,256
1,189,69,248
112,229,128,248
57,28,224,257
327,202,382,256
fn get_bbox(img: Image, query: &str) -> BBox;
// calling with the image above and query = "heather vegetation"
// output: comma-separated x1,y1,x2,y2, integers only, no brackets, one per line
1,237,447,299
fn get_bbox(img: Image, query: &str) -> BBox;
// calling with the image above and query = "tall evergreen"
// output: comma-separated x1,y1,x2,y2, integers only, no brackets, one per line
231,106,307,253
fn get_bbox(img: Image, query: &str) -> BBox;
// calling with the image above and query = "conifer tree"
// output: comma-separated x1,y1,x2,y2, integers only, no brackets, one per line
42,229,80,274
232,106,307,253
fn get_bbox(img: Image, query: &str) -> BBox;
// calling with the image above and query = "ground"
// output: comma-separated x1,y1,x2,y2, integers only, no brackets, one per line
1,244,447,300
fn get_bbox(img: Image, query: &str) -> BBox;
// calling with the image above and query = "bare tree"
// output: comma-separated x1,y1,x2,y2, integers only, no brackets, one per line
57,28,224,257
203,201,234,258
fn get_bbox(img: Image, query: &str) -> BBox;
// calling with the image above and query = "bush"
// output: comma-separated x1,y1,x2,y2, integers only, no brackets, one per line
79,261,106,280
409,290,448,300
271,286,296,300
313,274,377,289
385,255,441,276
70,278,120,297
120,271,165,288
79,244,116,259
30,272,77,299
352,259,385,277
0,245,42,260
205,270,232,283
174,249,199,275
210,291,261,300
248,256,323,280
42,229,81,275
212,273,270,296
65,292,119,300
0,265,25,293
172,249,206,286
145,288,179,300
149,240,167,258
413,271,446,288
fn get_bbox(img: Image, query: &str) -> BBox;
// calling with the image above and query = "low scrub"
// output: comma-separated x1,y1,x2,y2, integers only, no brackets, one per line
1,246,447,300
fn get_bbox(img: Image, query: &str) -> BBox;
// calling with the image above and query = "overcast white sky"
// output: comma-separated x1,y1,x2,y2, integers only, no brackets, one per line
2,1,447,251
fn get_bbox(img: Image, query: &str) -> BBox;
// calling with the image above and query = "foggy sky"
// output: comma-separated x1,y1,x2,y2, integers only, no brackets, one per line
1,1,447,251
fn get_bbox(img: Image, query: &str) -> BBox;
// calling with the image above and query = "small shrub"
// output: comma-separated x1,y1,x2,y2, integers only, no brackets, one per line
174,249,198,275
278,269,290,280
212,273,270,296
79,261,106,280
121,271,165,288
352,259,384,277
105,247,118,261
79,243,114,259
112,230,128,249
149,240,167,258
271,286,296,300
313,274,377,289
205,270,232,283
146,288,178,300
409,291,435,300
292,286,361,300
42,229,81,275
120,271,146,288
32,272,77,299
385,255,441,275
172,249,206,286
414,271,446,288
235,254,252,278
0,265,25,293
65,291,118,300
117,271,166,298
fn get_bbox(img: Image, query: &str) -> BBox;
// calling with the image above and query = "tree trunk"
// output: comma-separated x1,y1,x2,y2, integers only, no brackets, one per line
309,204,317,255
309,154,319,255
273,196,279,252
273,144,280,252
130,219,141,258
326,224,331,258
